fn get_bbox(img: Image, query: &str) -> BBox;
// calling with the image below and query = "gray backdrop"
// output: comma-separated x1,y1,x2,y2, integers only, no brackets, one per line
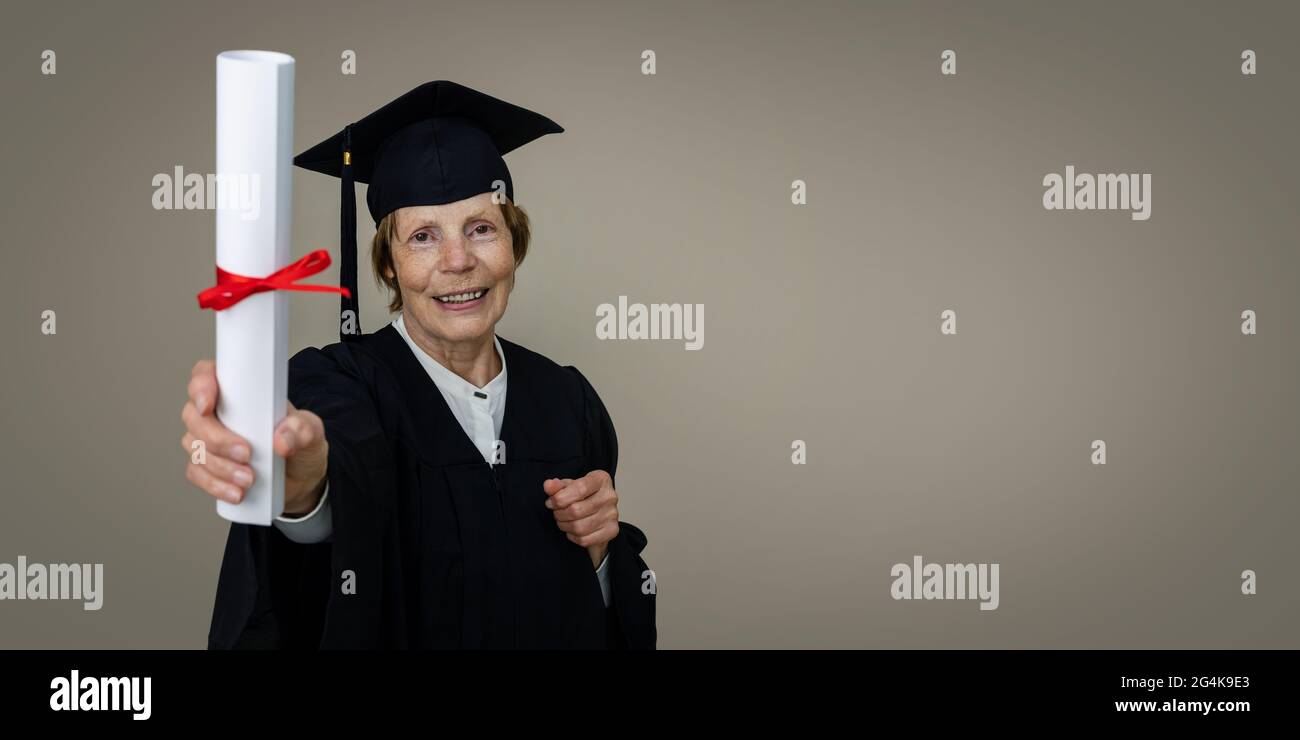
0,0,1296,648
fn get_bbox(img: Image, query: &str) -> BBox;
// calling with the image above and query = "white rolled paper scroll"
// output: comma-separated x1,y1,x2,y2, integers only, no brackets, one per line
213,50,295,525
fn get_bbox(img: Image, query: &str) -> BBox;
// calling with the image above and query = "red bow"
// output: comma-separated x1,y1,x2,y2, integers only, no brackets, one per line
197,249,351,311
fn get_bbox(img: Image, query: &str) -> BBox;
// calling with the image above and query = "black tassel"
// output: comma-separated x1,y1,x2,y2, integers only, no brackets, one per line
340,123,360,341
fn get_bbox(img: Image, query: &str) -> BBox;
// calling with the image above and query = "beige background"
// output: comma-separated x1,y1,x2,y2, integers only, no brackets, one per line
0,0,1296,648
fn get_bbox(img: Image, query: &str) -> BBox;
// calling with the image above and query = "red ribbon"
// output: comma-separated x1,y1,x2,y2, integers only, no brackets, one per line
197,249,352,311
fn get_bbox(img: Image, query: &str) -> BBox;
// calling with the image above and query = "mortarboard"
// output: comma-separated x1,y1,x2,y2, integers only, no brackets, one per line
294,80,564,341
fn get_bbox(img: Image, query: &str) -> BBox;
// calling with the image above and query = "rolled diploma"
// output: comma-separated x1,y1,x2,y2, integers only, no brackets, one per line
213,50,295,525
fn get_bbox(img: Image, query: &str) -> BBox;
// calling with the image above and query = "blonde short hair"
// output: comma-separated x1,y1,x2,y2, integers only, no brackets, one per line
370,200,532,313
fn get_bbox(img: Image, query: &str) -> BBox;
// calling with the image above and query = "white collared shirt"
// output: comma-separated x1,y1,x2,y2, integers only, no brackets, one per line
393,313,508,466
273,315,611,607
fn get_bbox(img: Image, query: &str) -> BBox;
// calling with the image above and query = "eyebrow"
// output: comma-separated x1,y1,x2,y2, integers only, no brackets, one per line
403,209,497,239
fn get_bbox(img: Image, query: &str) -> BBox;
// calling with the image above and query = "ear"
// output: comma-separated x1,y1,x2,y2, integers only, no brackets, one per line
382,245,397,281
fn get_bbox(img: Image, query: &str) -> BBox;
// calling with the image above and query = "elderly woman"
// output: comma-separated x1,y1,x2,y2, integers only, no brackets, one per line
180,81,655,649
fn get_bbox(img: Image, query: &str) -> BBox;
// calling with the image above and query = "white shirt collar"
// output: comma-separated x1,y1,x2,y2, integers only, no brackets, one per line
392,313,507,465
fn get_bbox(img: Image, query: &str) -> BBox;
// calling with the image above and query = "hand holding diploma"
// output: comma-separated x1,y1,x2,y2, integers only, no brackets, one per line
181,359,328,516
197,50,347,524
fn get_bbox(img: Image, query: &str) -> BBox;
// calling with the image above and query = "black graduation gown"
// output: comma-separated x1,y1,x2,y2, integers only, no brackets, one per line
207,323,656,649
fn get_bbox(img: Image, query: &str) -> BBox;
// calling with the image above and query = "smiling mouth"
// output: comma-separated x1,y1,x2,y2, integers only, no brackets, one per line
433,287,488,304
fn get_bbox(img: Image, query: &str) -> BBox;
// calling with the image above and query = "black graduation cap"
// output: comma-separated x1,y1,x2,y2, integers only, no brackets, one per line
294,80,564,341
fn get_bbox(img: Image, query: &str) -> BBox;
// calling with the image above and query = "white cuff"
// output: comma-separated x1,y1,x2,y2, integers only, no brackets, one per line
595,552,612,608
272,483,333,544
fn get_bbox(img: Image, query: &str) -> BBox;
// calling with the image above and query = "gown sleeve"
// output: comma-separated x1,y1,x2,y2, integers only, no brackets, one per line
566,366,658,649
208,341,395,649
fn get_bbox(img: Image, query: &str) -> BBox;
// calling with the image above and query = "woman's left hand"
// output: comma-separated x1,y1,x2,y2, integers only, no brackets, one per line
543,471,620,569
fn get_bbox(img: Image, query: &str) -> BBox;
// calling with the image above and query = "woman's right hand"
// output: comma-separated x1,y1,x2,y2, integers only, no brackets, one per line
180,359,329,516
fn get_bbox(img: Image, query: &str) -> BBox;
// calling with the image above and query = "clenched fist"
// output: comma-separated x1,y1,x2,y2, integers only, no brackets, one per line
180,359,329,516
543,471,620,569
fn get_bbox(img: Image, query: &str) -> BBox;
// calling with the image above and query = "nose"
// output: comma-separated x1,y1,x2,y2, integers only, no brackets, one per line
438,232,475,274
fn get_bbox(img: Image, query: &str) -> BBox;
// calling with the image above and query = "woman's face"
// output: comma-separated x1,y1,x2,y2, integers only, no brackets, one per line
385,192,515,348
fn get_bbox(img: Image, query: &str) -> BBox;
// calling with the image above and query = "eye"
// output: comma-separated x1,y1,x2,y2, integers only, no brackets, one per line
470,222,496,236
411,229,435,244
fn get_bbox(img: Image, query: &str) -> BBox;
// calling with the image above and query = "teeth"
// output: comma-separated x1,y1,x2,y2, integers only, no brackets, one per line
436,289,485,304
